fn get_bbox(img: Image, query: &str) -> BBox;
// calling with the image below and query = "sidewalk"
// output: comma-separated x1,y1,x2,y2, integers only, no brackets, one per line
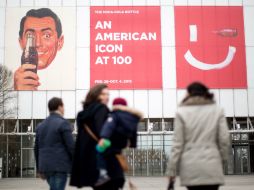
0,176,253,190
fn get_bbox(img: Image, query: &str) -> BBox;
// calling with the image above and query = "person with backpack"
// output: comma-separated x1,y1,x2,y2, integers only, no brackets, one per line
94,97,143,186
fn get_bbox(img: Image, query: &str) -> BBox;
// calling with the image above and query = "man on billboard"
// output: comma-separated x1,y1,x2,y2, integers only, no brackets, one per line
14,8,64,90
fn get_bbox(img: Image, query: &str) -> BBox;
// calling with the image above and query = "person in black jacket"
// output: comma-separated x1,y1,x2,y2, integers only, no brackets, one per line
70,84,126,190
95,97,143,186
34,97,74,190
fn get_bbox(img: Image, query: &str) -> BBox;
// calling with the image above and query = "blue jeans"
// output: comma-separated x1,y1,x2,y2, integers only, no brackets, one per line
97,153,107,170
46,172,67,190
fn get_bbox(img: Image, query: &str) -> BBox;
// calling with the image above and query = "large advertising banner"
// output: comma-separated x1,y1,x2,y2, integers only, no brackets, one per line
90,6,162,89
175,6,247,89
5,8,76,90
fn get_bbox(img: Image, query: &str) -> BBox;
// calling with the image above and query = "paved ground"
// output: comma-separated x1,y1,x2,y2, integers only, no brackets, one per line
0,176,253,190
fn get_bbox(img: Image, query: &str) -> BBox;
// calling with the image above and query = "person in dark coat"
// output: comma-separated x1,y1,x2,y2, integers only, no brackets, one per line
70,84,125,190
95,97,143,186
34,97,74,190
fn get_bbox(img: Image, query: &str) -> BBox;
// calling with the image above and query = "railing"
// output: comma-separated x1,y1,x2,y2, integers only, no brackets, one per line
0,122,254,177
1,130,254,135
0,132,253,177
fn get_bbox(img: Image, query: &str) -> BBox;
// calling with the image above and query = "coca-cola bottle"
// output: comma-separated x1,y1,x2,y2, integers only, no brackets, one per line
21,34,38,74
213,29,238,37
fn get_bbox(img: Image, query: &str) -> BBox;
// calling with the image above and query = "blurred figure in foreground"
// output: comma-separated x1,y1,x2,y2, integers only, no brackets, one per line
34,97,74,190
167,82,230,190
95,97,143,186
71,84,126,190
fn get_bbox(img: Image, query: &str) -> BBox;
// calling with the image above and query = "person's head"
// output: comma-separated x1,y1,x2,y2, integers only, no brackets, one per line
113,98,127,106
184,82,214,101
83,84,109,108
19,8,64,70
48,97,64,115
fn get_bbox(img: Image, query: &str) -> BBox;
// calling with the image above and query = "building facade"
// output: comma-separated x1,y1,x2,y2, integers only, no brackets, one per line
1,0,254,178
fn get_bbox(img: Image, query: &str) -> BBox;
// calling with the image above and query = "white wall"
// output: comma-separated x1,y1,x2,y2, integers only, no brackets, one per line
1,0,254,119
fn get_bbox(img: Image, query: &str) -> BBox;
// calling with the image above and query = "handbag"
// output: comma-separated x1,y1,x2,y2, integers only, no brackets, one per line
115,154,128,172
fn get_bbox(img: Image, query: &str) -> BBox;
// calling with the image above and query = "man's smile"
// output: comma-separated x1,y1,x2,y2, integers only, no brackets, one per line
37,50,48,56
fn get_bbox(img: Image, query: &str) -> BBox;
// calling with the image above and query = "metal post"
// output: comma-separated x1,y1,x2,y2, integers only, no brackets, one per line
247,118,249,130
160,134,163,176
6,135,8,178
161,119,165,176
20,129,22,178
233,118,237,130
161,118,165,131
0,157,2,179
247,118,252,174
146,119,149,176
132,148,135,177
146,132,149,176
247,118,254,130
30,120,33,133
1,120,5,178
248,144,251,173
0,121,4,133
34,131,37,178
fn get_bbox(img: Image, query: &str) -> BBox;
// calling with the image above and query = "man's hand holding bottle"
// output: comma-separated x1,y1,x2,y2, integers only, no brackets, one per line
15,34,39,90
14,64,40,90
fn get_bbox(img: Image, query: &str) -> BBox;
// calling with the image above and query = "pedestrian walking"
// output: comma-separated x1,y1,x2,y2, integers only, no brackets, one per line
95,97,143,186
70,84,126,190
34,97,75,190
167,82,230,190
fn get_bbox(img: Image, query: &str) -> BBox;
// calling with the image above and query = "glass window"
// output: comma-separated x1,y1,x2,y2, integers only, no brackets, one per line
0,135,7,177
138,119,147,131
8,135,21,177
149,119,162,131
34,119,43,131
164,119,174,131
4,119,17,133
20,120,32,133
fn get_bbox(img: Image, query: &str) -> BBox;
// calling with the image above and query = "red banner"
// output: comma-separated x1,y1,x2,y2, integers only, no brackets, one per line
175,6,247,88
90,6,162,89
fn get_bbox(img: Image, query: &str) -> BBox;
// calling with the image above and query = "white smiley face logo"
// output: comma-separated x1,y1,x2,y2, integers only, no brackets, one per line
184,25,236,70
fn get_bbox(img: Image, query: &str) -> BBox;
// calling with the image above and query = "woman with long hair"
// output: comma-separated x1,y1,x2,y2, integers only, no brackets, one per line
70,84,125,190
167,82,230,190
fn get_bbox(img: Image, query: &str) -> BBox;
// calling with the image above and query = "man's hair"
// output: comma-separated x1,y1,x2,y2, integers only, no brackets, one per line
19,8,62,39
48,97,63,112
